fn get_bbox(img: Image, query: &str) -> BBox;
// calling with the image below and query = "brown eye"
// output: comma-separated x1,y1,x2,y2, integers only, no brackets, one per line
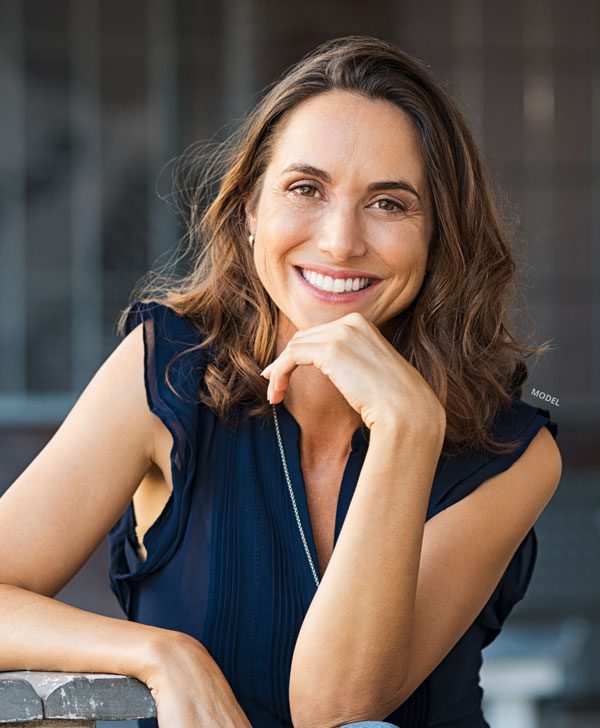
373,198,407,213
290,183,320,197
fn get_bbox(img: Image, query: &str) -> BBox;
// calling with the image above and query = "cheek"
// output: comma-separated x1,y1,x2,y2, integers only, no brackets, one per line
382,231,429,273
275,214,308,242
261,196,317,241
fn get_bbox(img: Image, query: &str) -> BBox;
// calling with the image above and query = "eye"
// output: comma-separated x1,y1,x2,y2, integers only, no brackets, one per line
288,184,408,213
289,182,321,198
373,197,407,213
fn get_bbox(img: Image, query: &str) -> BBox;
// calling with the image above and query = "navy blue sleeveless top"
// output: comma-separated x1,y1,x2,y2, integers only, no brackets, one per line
108,301,559,728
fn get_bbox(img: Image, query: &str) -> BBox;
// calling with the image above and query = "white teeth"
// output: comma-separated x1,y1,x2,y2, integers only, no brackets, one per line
333,278,345,293
301,268,371,293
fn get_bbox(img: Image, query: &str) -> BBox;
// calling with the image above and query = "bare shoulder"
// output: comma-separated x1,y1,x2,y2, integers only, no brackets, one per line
0,321,161,596
518,423,562,495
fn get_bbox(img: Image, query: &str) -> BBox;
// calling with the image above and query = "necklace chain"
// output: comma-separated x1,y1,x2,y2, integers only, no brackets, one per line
271,404,321,588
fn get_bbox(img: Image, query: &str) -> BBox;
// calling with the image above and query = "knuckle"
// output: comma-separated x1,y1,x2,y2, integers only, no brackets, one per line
345,311,364,325
337,317,360,341
336,326,352,343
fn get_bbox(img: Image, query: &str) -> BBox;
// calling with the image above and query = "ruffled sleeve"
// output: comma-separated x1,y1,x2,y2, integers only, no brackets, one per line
427,395,559,647
475,526,538,647
108,300,213,617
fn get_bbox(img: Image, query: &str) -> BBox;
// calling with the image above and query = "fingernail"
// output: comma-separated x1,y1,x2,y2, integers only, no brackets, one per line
261,363,274,378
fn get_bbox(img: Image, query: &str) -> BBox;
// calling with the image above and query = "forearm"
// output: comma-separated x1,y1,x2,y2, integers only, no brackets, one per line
0,583,169,682
289,423,443,724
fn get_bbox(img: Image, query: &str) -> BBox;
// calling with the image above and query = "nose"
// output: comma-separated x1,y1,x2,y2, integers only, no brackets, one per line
317,201,367,261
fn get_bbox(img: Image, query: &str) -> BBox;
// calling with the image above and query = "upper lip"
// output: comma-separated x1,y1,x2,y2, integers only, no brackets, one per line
296,264,381,280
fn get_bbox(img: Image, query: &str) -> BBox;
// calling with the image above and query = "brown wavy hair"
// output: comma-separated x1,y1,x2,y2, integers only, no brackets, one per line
117,34,552,458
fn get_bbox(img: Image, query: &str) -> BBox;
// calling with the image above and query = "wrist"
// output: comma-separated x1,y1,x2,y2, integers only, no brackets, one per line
371,414,445,447
136,627,202,685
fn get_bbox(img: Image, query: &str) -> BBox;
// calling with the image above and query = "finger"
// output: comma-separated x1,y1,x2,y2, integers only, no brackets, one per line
266,340,327,402
263,329,333,390
289,312,366,340
264,317,373,403
262,315,364,382
260,362,274,379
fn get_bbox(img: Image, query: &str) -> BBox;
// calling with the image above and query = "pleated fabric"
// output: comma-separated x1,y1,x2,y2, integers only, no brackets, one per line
108,301,559,728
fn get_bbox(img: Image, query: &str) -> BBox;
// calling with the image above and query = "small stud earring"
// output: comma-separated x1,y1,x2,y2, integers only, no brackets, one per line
248,233,254,247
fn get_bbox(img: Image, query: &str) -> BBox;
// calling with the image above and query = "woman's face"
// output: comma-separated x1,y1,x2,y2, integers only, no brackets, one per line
245,90,434,337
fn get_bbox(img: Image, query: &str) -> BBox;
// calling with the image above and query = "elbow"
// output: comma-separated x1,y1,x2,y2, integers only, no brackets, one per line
289,679,323,728
289,647,410,726
289,683,352,728
291,706,392,728
290,706,364,728
290,683,392,728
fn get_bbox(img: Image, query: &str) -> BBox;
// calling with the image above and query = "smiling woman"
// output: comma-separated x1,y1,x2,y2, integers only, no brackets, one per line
119,35,552,460
244,89,435,444
105,35,561,728
106,35,563,728
0,33,560,728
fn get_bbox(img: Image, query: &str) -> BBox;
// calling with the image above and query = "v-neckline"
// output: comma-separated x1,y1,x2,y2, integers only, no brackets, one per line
273,402,370,588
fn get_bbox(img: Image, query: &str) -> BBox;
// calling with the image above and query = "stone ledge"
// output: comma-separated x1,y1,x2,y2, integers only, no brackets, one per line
0,671,156,724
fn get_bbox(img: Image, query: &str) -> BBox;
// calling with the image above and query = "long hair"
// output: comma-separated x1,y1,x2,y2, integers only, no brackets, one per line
117,34,552,458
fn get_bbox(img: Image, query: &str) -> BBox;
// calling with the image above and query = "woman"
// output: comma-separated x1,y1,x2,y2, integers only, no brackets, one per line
0,36,561,728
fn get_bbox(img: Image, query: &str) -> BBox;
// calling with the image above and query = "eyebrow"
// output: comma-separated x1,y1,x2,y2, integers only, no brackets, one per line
280,163,422,201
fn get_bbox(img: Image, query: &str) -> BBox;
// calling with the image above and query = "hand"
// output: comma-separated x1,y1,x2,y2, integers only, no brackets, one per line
140,631,253,728
261,312,445,434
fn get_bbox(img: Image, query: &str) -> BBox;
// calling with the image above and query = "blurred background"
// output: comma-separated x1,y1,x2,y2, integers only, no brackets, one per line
0,0,598,726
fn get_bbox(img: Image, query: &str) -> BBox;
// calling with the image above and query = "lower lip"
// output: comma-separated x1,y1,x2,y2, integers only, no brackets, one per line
293,267,382,303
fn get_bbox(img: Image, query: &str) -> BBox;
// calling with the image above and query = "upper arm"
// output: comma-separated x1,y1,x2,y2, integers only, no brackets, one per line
0,322,161,597
381,424,562,712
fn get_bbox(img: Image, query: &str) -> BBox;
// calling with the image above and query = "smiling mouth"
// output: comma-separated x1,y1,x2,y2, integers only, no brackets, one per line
295,266,375,294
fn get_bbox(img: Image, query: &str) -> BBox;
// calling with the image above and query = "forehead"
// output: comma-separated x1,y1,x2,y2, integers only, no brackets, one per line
269,90,424,181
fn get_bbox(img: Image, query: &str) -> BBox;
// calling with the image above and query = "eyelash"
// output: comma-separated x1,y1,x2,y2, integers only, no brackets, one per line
289,183,408,213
